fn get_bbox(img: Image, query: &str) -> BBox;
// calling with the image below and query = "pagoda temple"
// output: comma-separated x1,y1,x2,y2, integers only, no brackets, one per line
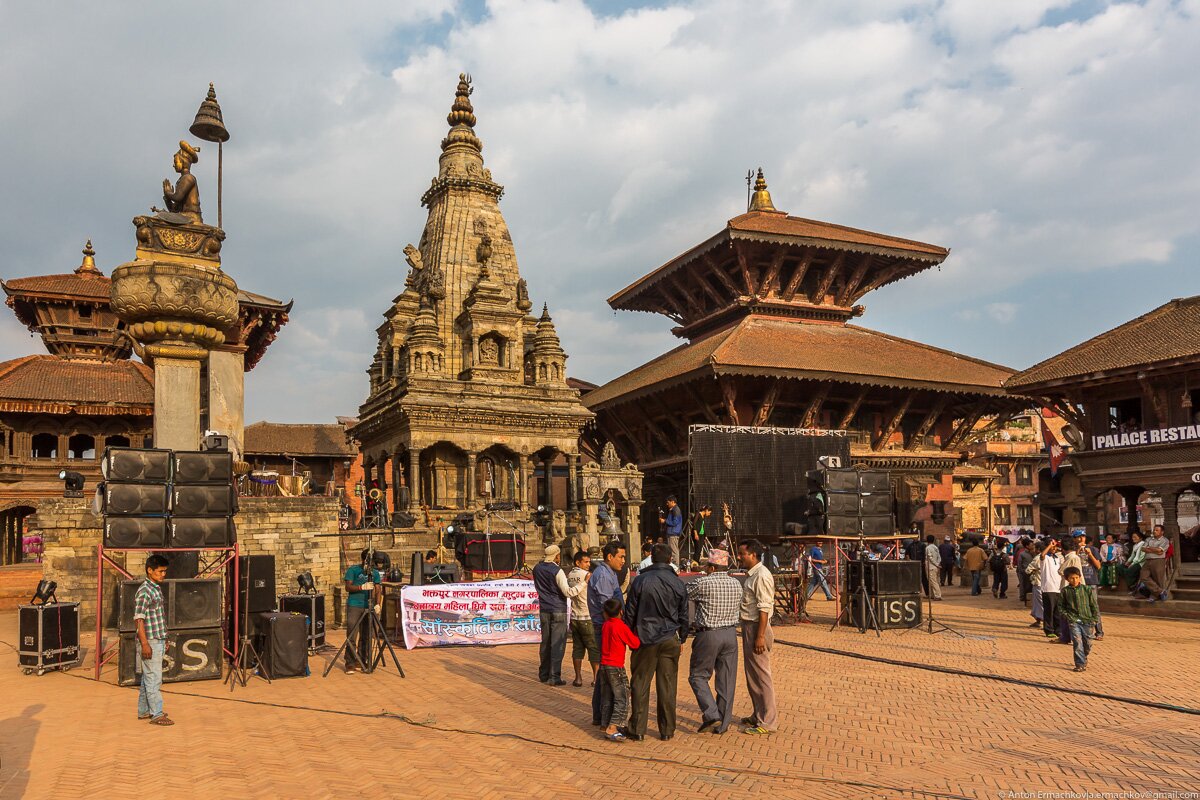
583,171,1027,537
351,76,593,525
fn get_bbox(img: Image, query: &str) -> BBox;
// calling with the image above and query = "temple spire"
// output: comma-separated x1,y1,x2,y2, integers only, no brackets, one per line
75,240,102,277
748,168,779,213
441,73,483,156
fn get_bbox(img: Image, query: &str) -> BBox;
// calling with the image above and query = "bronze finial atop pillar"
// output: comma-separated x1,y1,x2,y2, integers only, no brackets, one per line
748,168,779,213
75,240,102,276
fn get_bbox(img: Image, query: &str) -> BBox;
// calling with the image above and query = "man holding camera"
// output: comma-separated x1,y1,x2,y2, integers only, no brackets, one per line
343,549,383,674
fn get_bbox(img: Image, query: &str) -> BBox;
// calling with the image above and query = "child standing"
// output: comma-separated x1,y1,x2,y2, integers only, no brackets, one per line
1059,566,1099,672
598,597,639,742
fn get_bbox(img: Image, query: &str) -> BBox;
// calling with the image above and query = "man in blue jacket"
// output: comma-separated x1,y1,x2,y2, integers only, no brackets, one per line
588,540,626,725
621,543,688,741
661,496,684,566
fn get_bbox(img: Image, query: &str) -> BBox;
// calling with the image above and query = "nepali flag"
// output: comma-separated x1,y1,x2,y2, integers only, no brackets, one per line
1041,417,1065,477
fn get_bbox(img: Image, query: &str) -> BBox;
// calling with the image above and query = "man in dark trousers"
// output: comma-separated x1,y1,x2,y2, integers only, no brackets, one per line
686,549,742,734
588,540,626,725
621,543,688,741
532,544,586,686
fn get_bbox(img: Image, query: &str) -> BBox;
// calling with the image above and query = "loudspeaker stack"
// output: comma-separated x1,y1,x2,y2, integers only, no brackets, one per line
116,578,224,686
807,468,894,537
100,447,237,550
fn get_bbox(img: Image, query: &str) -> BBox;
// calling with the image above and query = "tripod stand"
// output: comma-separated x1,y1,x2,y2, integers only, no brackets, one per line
831,540,883,637
900,585,967,638
321,536,405,678
226,572,270,691
321,604,405,677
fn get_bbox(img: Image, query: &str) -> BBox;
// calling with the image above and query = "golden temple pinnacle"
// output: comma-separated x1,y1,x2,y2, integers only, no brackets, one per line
748,167,778,212
76,239,101,275
442,72,483,154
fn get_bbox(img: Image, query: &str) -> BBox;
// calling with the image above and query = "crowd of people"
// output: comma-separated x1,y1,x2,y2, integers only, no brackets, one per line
532,537,780,742
906,524,1176,671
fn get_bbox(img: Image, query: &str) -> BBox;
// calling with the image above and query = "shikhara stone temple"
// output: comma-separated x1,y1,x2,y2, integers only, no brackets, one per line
350,75,605,547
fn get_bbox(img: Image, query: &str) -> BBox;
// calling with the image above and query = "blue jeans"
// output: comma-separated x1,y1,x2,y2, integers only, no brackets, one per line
1068,621,1094,668
970,571,982,595
538,612,568,683
137,638,166,718
807,570,833,600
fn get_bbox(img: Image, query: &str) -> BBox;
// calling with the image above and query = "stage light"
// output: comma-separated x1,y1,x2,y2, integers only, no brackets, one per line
201,432,230,451
536,505,546,513
30,580,58,605
445,524,457,535
58,470,85,497
296,571,315,593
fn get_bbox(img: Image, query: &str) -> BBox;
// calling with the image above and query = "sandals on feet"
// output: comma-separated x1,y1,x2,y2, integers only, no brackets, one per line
150,715,175,726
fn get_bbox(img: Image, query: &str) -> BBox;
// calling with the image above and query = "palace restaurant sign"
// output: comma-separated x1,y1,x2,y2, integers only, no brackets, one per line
1092,425,1200,450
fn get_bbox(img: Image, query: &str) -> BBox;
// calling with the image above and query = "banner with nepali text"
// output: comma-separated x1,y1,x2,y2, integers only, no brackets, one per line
399,579,542,649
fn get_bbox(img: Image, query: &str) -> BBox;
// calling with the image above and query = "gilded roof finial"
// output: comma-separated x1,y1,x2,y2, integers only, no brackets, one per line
442,73,483,155
76,239,101,276
748,167,778,213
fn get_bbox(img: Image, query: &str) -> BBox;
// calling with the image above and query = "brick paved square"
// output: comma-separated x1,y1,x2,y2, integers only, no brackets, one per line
2,586,1197,799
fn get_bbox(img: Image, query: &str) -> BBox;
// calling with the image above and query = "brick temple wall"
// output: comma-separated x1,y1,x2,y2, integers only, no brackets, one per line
31,496,343,627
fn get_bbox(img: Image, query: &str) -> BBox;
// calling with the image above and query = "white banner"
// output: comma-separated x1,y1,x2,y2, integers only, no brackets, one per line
399,579,542,650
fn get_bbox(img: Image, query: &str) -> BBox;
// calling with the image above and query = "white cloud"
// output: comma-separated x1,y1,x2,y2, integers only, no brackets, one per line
1,0,1198,423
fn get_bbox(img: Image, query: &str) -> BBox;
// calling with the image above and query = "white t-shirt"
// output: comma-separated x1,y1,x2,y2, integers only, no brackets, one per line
566,566,589,618
1040,553,1063,593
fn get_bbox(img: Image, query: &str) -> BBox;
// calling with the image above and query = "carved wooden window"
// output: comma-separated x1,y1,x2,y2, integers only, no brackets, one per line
1016,464,1033,486
31,433,56,459
994,504,1011,525
995,464,1010,485
68,434,96,460
1016,505,1033,526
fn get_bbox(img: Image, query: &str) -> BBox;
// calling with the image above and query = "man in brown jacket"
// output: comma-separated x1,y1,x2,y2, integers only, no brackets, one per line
963,539,988,596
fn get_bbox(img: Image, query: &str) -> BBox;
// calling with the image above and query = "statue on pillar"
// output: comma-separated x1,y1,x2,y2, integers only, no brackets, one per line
160,140,203,222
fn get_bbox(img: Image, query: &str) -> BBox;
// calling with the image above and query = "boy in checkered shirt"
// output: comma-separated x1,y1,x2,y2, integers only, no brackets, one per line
134,554,174,726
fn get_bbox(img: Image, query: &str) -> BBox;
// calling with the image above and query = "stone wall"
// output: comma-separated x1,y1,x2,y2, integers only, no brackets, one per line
32,496,344,627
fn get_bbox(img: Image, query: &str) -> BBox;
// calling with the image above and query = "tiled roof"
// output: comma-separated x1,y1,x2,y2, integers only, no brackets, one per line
1006,296,1200,390
727,211,949,258
584,317,1014,409
2,273,112,300
244,422,356,457
0,355,153,409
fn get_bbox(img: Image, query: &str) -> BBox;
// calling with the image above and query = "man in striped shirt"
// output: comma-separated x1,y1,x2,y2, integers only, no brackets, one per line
686,549,742,734
134,554,173,726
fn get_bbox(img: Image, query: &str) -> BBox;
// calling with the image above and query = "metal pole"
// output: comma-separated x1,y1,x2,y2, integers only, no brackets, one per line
217,141,223,230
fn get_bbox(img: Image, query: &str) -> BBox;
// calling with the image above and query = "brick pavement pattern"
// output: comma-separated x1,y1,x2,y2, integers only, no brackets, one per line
1,584,1198,799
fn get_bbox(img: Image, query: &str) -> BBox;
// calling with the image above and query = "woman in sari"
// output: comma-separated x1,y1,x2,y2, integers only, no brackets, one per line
1121,531,1146,595
1099,533,1123,589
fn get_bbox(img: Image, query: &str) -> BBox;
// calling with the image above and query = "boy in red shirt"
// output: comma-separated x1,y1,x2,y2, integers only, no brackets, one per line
599,597,640,742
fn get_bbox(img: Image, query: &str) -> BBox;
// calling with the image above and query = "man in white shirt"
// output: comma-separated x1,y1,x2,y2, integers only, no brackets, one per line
924,535,942,601
567,550,599,687
1038,539,1063,639
736,539,777,735
1142,525,1171,602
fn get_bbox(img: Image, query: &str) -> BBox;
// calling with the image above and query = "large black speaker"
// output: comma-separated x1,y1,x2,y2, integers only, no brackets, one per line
847,593,922,629
168,578,222,629
19,603,81,672
846,560,922,595
102,447,172,483
690,428,851,538
117,628,223,686
103,483,170,515
169,517,236,548
424,562,461,584
232,555,276,614
172,450,233,484
104,517,169,548
279,594,325,648
254,611,309,678
461,534,524,572
172,485,236,516
117,580,163,632
162,550,200,580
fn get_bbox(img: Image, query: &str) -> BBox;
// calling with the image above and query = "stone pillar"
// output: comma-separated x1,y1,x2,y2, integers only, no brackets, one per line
466,453,477,507
408,449,421,510
1160,489,1182,575
1082,488,1101,540
543,454,554,509
626,500,643,565
206,348,246,458
567,454,578,512
153,356,202,450
518,456,529,510
583,500,599,549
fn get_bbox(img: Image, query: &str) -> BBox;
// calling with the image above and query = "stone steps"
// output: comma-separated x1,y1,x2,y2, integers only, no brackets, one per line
1099,595,1200,620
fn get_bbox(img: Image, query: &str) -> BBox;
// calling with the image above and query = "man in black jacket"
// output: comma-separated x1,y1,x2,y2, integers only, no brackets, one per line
621,543,688,741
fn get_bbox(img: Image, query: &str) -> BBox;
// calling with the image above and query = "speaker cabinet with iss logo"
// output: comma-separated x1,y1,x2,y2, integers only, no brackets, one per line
117,628,223,686
847,594,923,630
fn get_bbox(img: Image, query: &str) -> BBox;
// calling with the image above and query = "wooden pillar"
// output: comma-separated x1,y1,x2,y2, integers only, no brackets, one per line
408,449,421,511
1159,488,1183,575
1120,488,1142,535
543,454,554,509
518,456,529,510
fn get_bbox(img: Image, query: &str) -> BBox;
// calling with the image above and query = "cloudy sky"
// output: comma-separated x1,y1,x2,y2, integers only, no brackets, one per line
2,0,1197,424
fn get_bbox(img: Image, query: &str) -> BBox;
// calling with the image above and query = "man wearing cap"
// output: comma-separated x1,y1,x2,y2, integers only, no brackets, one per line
938,536,957,586
532,544,587,686
686,549,742,734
